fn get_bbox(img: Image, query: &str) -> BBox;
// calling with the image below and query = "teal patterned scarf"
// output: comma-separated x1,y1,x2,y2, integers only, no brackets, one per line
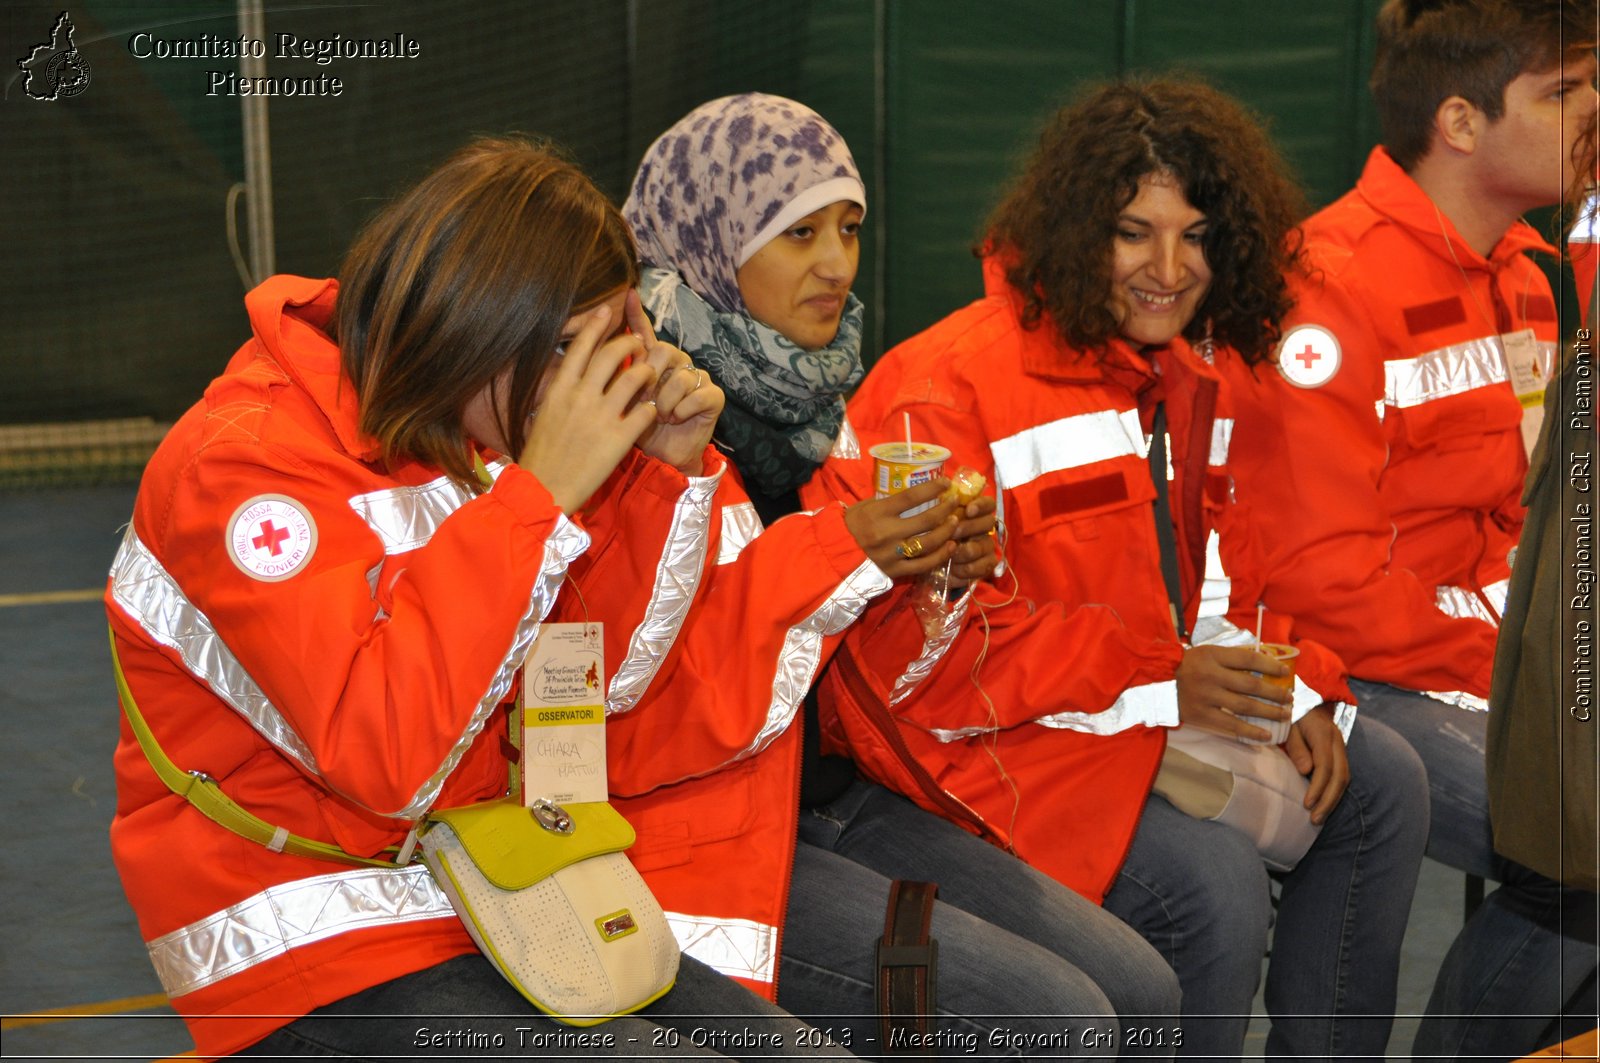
640,266,864,496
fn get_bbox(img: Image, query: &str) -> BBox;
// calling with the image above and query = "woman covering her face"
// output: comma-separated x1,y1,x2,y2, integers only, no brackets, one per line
104,135,902,1060
802,79,1431,1058
617,93,1182,1052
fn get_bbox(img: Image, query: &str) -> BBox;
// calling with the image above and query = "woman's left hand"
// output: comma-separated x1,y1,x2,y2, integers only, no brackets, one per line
1282,703,1350,824
627,291,724,475
946,496,999,586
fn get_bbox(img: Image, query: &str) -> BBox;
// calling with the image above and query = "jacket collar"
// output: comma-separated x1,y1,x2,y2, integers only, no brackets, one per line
244,275,384,462
1355,147,1557,268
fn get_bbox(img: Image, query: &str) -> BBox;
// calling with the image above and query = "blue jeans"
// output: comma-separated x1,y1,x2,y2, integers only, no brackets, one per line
1352,680,1600,1062
235,952,854,1059
1102,715,1428,1062
785,780,1183,1058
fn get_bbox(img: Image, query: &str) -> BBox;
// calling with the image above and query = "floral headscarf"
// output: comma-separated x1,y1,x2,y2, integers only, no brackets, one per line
625,93,866,315
625,94,869,499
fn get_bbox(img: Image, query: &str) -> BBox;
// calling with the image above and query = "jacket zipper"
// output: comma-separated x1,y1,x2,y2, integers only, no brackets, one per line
832,646,1001,846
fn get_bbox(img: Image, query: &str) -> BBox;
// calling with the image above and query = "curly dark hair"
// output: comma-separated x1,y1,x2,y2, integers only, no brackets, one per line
985,77,1307,364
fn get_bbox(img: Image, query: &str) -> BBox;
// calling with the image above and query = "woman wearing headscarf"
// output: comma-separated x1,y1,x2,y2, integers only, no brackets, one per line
617,93,1180,1054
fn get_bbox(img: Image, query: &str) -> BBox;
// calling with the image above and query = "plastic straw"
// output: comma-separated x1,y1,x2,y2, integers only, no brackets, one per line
903,412,913,458
1254,603,1265,649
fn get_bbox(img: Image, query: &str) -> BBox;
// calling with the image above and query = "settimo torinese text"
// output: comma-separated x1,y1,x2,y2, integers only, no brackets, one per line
126,32,419,96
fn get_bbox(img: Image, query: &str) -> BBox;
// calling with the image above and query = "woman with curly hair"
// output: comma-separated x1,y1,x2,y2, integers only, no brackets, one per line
803,78,1429,1059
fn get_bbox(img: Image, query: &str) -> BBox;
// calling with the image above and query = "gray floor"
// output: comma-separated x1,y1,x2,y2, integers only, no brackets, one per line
0,484,1477,1061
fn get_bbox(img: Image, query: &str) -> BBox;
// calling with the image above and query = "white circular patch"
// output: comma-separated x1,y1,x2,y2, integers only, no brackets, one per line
227,495,318,582
1276,324,1342,389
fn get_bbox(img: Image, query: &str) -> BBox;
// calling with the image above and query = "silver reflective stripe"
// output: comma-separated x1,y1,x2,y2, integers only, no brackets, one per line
1209,418,1234,467
607,469,722,714
1289,675,1325,722
729,559,891,763
1333,701,1358,742
717,502,765,566
1034,679,1179,734
888,592,973,706
666,911,777,986
110,526,320,775
1385,336,1508,408
110,513,590,820
1196,530,1231,621
1436,584,1501,625
830,414,861,460
347,460,508,555
147,864,452,997
1482,578,1509,618
989,409,1146,491
922,679,1178,741
404,514,589,818
1422,689,1490,713
1157,432,1175,482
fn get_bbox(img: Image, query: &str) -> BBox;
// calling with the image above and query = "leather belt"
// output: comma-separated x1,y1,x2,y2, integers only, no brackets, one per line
876,879,939,1052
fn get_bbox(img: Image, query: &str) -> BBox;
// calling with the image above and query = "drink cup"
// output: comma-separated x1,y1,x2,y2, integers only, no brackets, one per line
1237,642,1298,745
870,442,950,517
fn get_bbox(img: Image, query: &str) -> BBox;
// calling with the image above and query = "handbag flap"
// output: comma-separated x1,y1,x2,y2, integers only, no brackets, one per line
426,800,635,890
1152,746,1233,819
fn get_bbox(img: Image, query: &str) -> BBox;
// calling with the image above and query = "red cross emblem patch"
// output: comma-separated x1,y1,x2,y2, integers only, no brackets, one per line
1276,324,1341,389
227,495,318,581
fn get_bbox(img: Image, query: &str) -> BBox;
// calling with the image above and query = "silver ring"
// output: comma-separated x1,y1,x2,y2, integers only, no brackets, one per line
689,368,705,392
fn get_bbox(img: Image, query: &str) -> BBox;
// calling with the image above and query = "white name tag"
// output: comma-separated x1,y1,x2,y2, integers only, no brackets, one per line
519,622,608,804
1500,328,1545,458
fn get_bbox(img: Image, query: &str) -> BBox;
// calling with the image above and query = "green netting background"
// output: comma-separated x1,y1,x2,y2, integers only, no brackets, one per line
5,0,1569,488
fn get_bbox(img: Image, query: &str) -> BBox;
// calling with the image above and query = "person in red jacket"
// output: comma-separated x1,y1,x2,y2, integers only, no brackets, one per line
805,79,1430,1059
106,137,859,1059
1215,2,1600,1056
619,92,1181,1054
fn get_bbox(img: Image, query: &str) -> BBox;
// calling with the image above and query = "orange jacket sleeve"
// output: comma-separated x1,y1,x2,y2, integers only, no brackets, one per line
1218,266,1498,697
604,465,892,797
119,448,585,822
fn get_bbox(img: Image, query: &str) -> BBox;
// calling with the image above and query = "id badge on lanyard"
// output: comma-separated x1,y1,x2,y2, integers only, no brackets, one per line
1500,327,1547,459
515,621,608,804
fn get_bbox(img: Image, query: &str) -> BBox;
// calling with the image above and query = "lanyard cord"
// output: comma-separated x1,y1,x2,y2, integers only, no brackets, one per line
1147,403,1187,641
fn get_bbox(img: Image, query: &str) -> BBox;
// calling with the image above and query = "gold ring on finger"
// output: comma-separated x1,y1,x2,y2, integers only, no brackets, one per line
898,536,924,560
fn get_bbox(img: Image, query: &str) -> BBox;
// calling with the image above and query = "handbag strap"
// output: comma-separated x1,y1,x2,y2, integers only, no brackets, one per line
107,624,399,868
1148,402,1187,640
876,879,939,1052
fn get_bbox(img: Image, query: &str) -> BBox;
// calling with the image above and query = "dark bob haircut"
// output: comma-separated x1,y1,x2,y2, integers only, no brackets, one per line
985,77,1306,364
336,136,639,487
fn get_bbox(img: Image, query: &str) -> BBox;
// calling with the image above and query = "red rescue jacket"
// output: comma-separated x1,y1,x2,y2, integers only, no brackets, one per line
801,261,1352,904
1217,148,1558,704
106,277,729,1057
